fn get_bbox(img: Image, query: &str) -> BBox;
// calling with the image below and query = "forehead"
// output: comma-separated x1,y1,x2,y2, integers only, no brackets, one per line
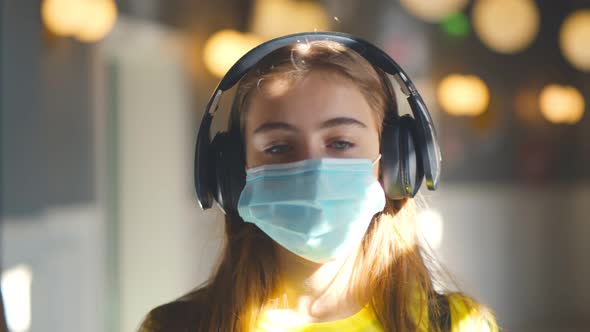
243,70,379,132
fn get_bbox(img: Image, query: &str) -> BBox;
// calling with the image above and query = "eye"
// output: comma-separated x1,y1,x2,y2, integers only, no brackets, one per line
328,140,355,150
264,144,292,155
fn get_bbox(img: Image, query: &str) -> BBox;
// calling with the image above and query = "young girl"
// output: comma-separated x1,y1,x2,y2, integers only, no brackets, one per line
139,34,498,332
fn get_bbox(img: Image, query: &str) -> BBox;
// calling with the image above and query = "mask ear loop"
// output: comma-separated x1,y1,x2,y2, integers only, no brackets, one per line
372,154,382,166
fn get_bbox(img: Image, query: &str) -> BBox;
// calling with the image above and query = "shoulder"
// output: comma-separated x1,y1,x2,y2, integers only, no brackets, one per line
138,294,203,332
447,293,499,332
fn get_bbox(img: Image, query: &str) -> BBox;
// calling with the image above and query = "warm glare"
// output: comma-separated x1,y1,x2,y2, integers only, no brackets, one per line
203,30,263,78
437,74,490,116
41,0,117,42
472,0,539,54
539,84,586,124
250,0,329,39
400,0,469,23
560,10,590,72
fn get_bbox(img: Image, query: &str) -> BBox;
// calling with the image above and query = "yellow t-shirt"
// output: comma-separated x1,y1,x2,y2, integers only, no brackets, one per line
255,294,498,332
256,305,381,332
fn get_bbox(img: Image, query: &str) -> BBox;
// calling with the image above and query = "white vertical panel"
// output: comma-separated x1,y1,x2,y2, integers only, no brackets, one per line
105,18,224,332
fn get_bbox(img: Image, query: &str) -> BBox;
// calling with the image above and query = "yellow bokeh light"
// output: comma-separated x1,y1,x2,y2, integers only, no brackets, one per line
400,0,469,23
539,84,585,124
560,10,590,72
41,0,117,42
75,0,118,42
472,0,539,54
437,74,490,116
42,0,86,36
250,0,329,39
203,30,263,78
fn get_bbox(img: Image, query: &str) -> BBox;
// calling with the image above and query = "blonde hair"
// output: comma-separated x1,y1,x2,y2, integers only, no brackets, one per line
183,41,496,332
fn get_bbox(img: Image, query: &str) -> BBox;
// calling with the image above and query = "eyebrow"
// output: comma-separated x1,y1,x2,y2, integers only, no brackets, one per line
320,117,367,129
253,122,298,134
253,117,367,135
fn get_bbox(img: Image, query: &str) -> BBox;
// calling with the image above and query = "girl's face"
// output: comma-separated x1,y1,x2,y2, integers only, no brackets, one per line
243,69,382,176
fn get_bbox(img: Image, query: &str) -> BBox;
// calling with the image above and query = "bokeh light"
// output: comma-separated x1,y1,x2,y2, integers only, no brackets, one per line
441,12,471,38
472,0,539,54
42,0,85,36
2,265,33,332
250,0,329,39
203,30,263,78
417,208,444,250
539,84,586,124
437,74,490,116
73,0,118,42
400,0,469,23
560,9,590,72
41,0,117,42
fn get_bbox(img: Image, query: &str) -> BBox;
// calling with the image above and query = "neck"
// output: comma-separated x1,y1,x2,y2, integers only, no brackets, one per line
273,244,364,322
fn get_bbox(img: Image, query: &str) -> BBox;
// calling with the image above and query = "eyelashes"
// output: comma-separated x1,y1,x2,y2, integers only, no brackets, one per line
328,140,355,150
264,143,292,155
263,140,356,155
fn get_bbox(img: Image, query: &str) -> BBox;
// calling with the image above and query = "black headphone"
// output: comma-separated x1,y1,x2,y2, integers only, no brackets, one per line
194,31,441,214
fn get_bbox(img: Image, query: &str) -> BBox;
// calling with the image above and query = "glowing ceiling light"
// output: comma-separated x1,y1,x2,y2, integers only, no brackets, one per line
539,84,586,124
41,0,117,43
472,0,539,54
250,0,329,39
2,265,33,332
417,208,444,250
203,30,263,78
560,9,590,72
400,0,469,23
437,74,490,116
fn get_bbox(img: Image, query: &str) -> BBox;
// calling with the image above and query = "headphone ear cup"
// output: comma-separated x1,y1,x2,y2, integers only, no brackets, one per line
210,132,245,214
195,115,214,209
381,115,423,199
402,117,424,197
208,133,223,207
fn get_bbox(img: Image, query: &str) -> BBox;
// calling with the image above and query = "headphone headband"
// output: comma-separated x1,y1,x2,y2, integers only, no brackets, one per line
195,31,441,209
218,32,413,93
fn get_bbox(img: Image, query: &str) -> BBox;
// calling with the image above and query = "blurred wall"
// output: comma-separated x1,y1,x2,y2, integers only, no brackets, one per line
2,206,106,332
1,1,104,332
1,0,95,217
430,184,590,332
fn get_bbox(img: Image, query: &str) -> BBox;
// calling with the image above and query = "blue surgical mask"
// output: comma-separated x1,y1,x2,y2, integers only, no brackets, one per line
237,156,386,263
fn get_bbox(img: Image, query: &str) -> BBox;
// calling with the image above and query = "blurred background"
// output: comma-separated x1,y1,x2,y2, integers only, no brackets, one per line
1,0,589,331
